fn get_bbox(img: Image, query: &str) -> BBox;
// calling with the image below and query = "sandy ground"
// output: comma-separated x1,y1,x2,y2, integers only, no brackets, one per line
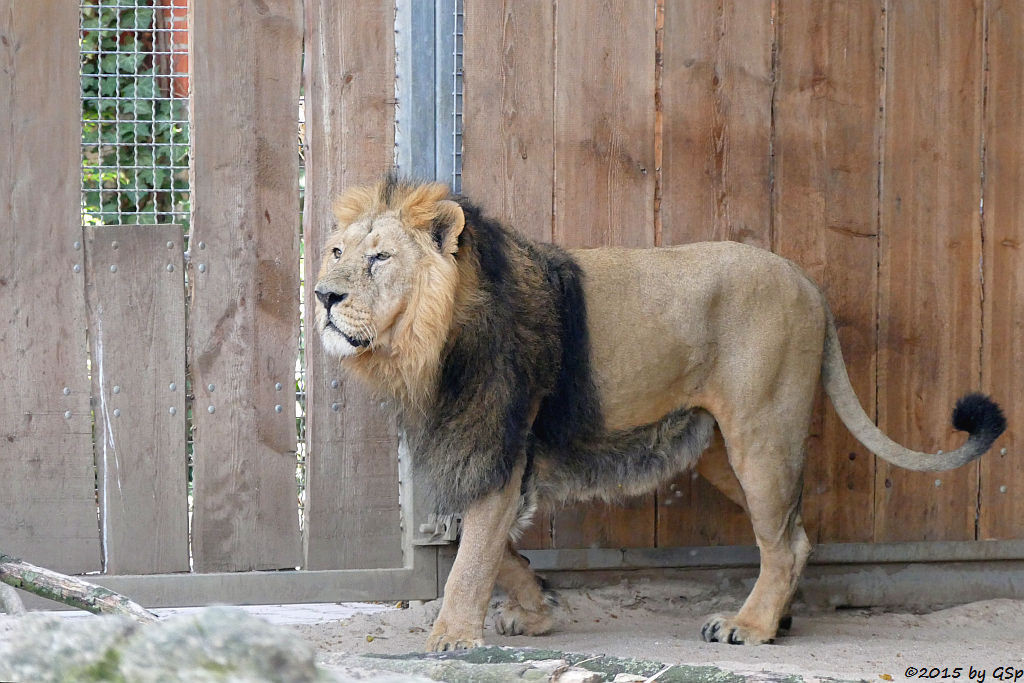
295,576,1024,681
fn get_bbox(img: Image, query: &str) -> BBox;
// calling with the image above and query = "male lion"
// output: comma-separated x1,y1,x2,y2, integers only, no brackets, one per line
314,176,1005,650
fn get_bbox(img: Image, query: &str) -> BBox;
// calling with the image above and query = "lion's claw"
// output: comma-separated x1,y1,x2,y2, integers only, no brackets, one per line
494,602,554,637
425,622,483,652
700,613,775,645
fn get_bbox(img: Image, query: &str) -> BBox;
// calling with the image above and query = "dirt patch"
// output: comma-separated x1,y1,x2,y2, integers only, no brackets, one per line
293,577,1024,681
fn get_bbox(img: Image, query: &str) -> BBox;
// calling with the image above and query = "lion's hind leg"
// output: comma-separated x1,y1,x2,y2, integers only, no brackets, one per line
493,544,556,636
700,416,812,645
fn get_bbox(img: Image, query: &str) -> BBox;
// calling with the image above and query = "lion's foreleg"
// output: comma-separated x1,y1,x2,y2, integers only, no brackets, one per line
426,459,525,652
494,544,556,636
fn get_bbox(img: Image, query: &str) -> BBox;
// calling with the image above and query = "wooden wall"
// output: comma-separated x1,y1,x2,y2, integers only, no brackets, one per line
463,0,1022,549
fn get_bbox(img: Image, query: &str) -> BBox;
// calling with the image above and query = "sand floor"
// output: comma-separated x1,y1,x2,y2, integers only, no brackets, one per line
296,576,1024,681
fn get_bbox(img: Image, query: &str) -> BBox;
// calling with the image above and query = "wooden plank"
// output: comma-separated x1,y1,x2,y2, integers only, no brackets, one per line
660,0,774,249
84,226,188,574
772,0,882,543
655,0,774,548
551,0,657,549
0,1,101,573
188,0,303,571
302,0,403,570
874,1,984,542
978,0,1022,540
462,0,555,550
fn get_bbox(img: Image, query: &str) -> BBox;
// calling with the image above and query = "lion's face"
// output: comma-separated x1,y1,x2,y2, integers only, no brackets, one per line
313,180,465,402
314,211,424,358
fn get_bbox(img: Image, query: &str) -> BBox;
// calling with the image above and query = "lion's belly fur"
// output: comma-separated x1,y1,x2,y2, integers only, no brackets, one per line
527,241,826,510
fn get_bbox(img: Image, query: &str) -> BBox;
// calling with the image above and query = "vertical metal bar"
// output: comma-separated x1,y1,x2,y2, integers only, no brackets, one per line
395,0,436,179
434,0,455,186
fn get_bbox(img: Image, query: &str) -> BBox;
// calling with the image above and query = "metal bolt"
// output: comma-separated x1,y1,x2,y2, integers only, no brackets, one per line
73,241,81,250
63,387,70,396
64,410,72,419
669,483,677,491
208,405,215,414
169,406,177,416
1000,485,1008,494
112,385,120,394
113,408,121,417
664,498,673,506
110,265,117,273
73,264,81,273
935,479,942,488
199,241,206,250
330,379,339,389
198,263,206,273
167,241,174,249
166,264,174,272
275,382,283,391
674,489,683,498
937,449,943,455
1001,447,1008,456
207,383,215,392
331,402,340,412
111,240,119,250
169,382,176,391
274,404,283,413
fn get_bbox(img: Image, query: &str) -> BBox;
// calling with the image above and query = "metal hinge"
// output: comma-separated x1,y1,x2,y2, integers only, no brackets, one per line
413,513,461,545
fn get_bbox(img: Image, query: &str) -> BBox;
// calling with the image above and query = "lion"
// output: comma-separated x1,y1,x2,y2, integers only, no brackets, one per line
314,175,1006,650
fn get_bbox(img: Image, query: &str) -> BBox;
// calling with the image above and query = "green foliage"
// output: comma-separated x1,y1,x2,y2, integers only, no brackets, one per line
81,2,190,227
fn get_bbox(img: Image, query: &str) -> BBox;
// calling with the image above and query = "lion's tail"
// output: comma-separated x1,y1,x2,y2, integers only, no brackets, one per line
821,306,1005,471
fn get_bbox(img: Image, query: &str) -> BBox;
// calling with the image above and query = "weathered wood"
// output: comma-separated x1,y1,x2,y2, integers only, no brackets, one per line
655,0,774,548
462,0,555,550
84,225,188,574
188,0,304,571
660,0,774,249
874,0,984,542
302,0,403,570
772,0,882,543
550,0,657,548
0,1,101,573
0,553,157,623
978,0,1022,540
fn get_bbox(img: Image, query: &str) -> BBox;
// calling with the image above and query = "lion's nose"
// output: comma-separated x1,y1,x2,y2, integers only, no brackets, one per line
315,286,348,310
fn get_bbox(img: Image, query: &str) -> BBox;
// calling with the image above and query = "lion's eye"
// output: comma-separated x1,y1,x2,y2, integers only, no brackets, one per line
374,252,391,262
332,247,342,259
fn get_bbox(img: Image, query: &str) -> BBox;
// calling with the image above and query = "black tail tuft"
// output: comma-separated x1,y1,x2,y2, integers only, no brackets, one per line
952,393,1007,451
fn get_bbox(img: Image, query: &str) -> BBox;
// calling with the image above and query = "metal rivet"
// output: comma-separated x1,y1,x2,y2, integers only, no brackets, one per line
73,264,81,273
110,265,117,273
208,405,215,414
274,404,283,413
275,382,283,391
112,385,120,394
934,479,942,487
111,240,119,250
166,264,174,272
198,263,206,273
63,387,70,396
199,241,206,250
664,499,673,506
73,241,82,250
1001,447,1008,455
331,402,340,412
113,408,121,417
207,383,215,392
669,483,677,491
169,406,177,415
64,410,72,419
1000,485,1008,494
169,382,176,391
166,241,174,249
330,379,339,389
937,449,943,455
674,489,683,498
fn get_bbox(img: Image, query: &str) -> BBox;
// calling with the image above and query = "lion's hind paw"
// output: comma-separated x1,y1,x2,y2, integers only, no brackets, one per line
700,613,775,645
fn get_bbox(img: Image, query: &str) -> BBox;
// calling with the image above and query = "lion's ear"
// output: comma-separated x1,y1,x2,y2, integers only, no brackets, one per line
430,200,465,255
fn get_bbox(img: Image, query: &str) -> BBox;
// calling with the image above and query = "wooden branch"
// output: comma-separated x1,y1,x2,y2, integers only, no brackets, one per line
0,553,157,623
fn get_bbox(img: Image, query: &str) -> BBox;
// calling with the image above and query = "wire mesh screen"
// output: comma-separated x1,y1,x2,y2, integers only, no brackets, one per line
80,1,191,228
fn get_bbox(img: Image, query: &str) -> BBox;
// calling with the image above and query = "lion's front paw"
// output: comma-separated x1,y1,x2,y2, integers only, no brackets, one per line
494,601,555,636
425,620,483,652
700,613,775,645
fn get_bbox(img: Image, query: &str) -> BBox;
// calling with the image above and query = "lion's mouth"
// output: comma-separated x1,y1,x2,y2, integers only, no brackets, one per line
325,319,371,348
